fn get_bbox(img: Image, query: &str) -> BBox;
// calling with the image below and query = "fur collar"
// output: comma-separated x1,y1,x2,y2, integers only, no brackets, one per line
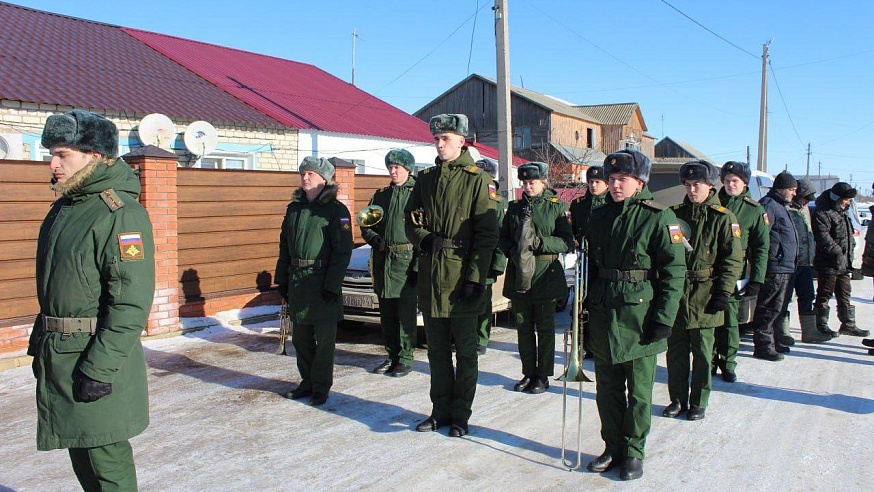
52,157,115,197
291,181,339,205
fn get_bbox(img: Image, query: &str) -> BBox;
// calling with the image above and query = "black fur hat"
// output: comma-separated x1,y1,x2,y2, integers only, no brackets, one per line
603,150,651,184
773,171,798,190
720,161,751,184
830,182,857,199
41,110,119,158
679,160,719,186
585,165,605,182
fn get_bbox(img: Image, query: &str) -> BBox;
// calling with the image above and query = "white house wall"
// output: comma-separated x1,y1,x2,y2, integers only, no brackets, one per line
298,130,436,175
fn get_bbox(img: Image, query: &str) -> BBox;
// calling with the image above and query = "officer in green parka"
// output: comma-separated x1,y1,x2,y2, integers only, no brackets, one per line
276,156,353,407
499,161,573,394
475,157,507,355
584,150,686,481
712,161,770,382
405,114,499,438
360,148,418,378
663,160,743,422
29,110,156,491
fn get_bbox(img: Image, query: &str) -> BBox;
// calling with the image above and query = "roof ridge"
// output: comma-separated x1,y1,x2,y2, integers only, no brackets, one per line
0,1,121,28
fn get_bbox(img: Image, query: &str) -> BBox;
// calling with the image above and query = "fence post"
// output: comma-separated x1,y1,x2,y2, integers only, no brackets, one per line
122,146,180,336
330,159,358,238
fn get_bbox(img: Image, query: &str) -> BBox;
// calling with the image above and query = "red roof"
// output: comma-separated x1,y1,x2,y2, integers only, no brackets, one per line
0,3,279,126
123,29,434,143
467,141,525,166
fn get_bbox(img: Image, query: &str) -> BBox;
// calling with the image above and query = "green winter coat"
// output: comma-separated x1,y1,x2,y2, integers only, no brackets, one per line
671,191,744,329
569,190,607,244
28,158,155,451
718,187,770,285
275,183,353,324
499,188,573,301
405,148,499,318
360,176,417,299
585,187,686,364
486,191,508,286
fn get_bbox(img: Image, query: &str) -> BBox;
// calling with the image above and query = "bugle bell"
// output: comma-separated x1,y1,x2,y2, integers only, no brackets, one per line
355,204,384,228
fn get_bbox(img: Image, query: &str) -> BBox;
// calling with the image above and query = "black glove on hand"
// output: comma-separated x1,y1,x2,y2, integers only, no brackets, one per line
75,372,112,402
321,290,339,302
407,271,418,288
706,293,731,314
744,282,761,298
370,235,386,252
459,281,485,302
641,322,672,345
420,234,436,252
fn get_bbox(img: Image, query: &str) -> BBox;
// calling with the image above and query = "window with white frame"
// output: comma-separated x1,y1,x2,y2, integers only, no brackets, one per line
199,150,254,170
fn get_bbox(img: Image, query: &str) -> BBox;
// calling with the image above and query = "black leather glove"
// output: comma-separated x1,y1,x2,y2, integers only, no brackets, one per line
459,281,485,302
321,290,339,302
75,372,112,402
420,234,436,252
532,236,542,251
706,293,731,314
641,322,672,345
407,271,418,288
744,282,761,298
369,235,386,252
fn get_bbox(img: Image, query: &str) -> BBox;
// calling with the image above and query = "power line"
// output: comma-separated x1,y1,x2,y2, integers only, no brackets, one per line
659,0,759,59
466,0,482,75
768,61,806,150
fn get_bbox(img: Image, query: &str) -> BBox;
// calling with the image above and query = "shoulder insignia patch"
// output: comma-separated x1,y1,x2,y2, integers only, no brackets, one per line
464,165,482,174
671,204,682,211
488,183,499,201
340,216,352,231
550,197,559,203
711,204,728,214
643,199,667,211
668,224,684,244
100,189,125,212
763,213,770,226
743,196,755,204
731,223,742,238
118,232,145,261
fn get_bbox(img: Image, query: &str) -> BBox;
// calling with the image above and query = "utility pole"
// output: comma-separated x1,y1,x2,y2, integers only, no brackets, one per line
494,0,514,199
746,146,750,166
805,143,811,179
756,41,771,173
818,161,821,177
351,28,362,86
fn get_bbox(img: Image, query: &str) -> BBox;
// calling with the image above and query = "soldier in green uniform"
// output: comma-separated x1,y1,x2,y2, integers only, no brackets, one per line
360,149,418,377
276,156,353,406
475,158,507,355
663,161,743,421
584,150,686,481
29,110,156,491
405,114,499,437
712,161,770,381
499,162,573,394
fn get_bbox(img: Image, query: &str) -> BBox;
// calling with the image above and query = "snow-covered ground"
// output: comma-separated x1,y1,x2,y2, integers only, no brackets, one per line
2,281,873,492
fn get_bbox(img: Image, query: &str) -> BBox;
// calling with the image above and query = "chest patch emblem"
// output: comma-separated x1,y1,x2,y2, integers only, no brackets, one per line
340,216,351,231
488,183,498,200
118,232,145,261
731,223,742,238
668,224,684,244
763,213,770,226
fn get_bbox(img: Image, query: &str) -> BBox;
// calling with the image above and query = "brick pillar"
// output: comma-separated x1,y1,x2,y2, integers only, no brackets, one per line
122,146,180,335
330,158,359,241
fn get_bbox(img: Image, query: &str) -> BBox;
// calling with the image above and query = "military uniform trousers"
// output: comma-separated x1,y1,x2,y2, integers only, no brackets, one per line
814,272,852,312
713,296,741,372
292,322,337,393
69,440,137,492
594,355,657,460
785,265,815,314
752,272,792,352
423,315,479,422
512,296,557,380
667,326,716,408
476,284,494,348
379,296,418,366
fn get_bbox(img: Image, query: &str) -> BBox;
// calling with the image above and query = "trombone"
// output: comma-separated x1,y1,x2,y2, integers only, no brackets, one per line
558,245,592,470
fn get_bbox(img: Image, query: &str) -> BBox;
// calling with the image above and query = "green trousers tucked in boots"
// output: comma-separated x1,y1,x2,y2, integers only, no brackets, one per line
667,326,716,409
776,311,795,346
800,312,830,343
69,440,137,492
713,296,740,372
292,322,337,394
423,315,479,423
379,297,418,365
838,305,870,337
594,355,657,460
512,297,557,381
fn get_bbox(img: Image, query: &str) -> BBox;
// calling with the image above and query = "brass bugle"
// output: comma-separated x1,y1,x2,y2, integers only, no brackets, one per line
355,204,384,228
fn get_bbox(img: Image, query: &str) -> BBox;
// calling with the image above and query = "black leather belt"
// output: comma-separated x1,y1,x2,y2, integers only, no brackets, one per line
42,315,98,335
387,243,414,253
433,237,469,250
598,269,651,282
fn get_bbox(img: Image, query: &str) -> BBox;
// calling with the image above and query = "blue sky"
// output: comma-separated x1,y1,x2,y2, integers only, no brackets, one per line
16,0,874,188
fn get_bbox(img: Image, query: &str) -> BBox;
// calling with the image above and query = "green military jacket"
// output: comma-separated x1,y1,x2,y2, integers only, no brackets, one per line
569,190,607,244
275,183,353,324
585,187,686,365
486,191,508,286
671,190,744,329
718,187,770,285
29,158,155,450
499,188,573,301
360,176,417,299
405,148,499,318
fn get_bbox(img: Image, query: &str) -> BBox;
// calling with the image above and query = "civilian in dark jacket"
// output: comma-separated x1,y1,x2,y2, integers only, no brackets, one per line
812,182,869,337
751,171,798,360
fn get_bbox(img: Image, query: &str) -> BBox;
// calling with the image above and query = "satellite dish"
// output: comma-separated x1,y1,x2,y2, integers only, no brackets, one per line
137,113,176,148
183,121,218,156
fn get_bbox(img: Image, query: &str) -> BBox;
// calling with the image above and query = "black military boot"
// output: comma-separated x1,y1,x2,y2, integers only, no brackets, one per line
816,306,840,338
449,420,469,437
776,311,795,346
525,377,548,394
687,405,706,421
753,349,784,362
372,359,394,374
513,376,531,392
619,457,644,480
389,364,412,378
838,305,870,337
415,415,450,432
800,312,831,343
283,386,312,400
862,338,874,348
662,400,686,418
586,450,616,473
309,392,328,406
